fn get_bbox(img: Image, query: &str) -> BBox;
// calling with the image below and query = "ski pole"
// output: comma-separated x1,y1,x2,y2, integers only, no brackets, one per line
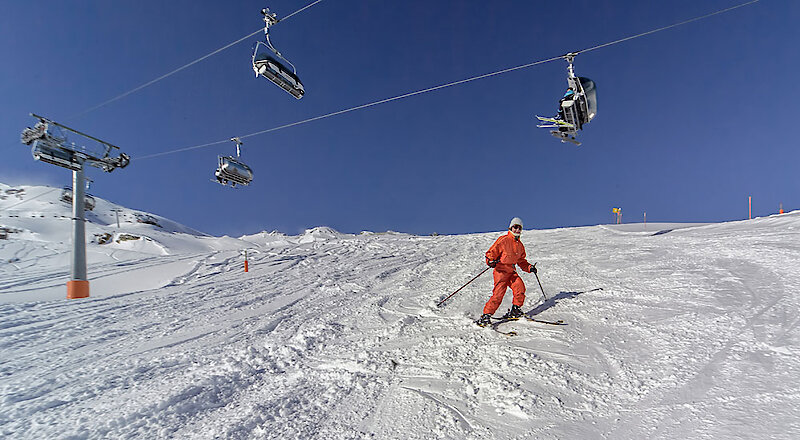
437,266,491,307
532,262,548,302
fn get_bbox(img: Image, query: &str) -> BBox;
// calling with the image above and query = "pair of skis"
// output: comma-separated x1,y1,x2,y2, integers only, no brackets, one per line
535,116,582,146
535,116,574,128
482,314,566,337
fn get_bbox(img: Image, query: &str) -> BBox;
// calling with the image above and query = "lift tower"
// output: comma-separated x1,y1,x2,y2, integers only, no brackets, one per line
20,113,130,298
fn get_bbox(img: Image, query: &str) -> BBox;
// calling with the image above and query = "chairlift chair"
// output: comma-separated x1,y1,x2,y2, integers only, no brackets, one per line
215,138,254,187
215,156,254,187
60,187,95,211
252,7,305,99
537,54,598,146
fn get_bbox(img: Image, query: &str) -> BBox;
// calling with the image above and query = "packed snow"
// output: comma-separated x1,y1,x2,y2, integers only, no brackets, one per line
1,183,799,439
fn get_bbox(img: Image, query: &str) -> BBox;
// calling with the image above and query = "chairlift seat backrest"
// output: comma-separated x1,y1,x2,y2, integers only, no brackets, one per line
578,77,597,122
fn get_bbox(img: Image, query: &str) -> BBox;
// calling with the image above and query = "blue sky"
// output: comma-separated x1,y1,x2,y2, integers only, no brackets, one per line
1,0,796,236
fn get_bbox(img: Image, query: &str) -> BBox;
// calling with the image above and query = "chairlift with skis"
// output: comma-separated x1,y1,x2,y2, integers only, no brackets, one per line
536,54,598,146
215,137,254,187
252,7,305,99
20,114,130,172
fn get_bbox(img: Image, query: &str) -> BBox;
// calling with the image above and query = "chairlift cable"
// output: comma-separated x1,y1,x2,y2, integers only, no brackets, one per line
135,55,564,160
66,29,262,121
576,0,760,56
134,0,759,160
1,187,60,211
136,139,232,160
240,56,565,140
66,0,326,121
280,0,325,23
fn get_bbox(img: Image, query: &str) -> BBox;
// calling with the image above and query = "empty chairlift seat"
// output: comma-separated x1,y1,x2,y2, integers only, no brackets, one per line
215,156,254,187
252,44,305,99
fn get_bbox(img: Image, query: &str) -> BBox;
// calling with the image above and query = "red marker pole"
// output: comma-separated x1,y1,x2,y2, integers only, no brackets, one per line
749,196,752,220
244,249,249,272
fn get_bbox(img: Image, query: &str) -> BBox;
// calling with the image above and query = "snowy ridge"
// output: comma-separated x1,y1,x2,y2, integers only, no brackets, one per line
1,185,800,438
0,183,343,303
0,183,207,237
239,227,356,247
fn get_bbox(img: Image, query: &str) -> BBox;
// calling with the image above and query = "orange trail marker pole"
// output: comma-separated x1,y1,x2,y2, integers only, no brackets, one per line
749,196,752,220
244,249,249,272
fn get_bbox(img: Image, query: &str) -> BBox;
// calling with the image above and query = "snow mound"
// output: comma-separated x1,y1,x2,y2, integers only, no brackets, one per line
239,230,293,248
297,226,351,243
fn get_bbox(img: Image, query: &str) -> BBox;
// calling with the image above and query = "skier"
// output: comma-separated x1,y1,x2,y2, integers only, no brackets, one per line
476,217,537,327
554,88,576,122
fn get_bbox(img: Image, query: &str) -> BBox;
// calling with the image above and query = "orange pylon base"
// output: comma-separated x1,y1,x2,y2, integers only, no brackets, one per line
67,280,90,299
244,260,249,272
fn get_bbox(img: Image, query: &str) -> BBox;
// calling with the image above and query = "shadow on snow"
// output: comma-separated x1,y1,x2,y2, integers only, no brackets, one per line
525,287,603,318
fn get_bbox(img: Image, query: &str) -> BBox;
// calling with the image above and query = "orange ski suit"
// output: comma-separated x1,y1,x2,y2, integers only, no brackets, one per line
483,231,535,315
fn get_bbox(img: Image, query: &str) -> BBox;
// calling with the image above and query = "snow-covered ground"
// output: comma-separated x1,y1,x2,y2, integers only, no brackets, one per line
1,184,799,439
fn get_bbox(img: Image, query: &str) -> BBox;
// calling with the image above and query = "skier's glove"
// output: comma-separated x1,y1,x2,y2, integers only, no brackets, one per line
530,265,537,274
486,258,499,268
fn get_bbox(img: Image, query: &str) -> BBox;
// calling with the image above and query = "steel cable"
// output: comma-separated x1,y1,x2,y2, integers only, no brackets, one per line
66,0,326,120
136,0,760,160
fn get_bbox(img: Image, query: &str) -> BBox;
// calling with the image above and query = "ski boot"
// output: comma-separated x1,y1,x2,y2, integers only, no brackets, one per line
475,314,492,327
501,305,524,320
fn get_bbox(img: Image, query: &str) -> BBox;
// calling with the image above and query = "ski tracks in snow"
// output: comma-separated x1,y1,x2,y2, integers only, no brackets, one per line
3,219,800,438
592,225,800,440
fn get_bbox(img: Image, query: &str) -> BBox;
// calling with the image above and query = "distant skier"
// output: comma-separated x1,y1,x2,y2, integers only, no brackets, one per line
476,217,537,327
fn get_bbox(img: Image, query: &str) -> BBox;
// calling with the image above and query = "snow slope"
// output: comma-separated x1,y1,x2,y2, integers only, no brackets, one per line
0,183,255,303
1,184,799,439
